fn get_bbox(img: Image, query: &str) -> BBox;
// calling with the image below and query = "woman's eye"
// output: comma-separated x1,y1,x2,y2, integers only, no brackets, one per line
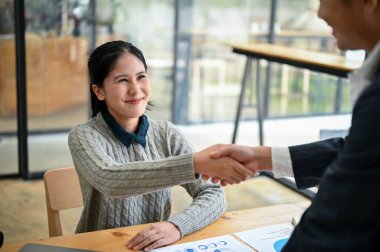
118,78,128,83
137,74,146,80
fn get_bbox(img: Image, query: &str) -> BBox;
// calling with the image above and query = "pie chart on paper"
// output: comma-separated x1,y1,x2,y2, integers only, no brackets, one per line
273,238,288,252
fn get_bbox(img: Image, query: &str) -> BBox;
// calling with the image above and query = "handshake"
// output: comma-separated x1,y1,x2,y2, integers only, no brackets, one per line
192,144,273,186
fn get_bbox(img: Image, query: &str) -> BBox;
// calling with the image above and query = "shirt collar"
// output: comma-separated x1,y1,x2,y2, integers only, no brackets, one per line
355,40,380,80
101,109,149,148
348,40,380,105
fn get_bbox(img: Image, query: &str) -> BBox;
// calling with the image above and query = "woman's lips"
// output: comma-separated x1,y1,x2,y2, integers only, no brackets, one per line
124,98,144,104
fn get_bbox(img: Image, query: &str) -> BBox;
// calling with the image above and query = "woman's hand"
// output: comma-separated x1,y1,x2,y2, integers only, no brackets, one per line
125,222,181,251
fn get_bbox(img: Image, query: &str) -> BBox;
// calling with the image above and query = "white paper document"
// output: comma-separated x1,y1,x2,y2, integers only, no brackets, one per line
150,234,252,252
234,223,294,252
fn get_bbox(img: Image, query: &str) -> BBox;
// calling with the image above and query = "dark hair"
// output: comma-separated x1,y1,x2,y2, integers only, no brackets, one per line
88,41,150,117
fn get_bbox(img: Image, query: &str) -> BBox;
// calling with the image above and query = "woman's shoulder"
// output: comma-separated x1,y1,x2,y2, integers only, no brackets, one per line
68,117,110,143
68,117,113,149
69,118,97,134
147,118,186,141
147,118,189,144
147,118,177,131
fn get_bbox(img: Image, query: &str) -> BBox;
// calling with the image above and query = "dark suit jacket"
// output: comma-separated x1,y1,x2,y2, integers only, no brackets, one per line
283,69,380,251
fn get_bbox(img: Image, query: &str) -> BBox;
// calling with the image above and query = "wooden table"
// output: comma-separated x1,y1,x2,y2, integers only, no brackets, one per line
229,42,363,145
2,202,310,252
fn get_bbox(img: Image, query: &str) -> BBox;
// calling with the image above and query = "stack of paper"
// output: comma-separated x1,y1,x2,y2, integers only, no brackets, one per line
150,222,294,252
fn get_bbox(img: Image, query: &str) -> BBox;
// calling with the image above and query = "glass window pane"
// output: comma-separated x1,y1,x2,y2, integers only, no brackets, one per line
188,0,272,123
24,0,89,173
277,0,335,52
0,0,18,176
269,0,353,119
95,0,175,121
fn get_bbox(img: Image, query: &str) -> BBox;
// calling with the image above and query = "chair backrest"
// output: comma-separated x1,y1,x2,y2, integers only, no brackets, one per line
43,167,83,237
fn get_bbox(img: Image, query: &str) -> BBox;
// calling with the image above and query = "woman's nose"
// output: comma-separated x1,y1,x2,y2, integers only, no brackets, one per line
127,81,138,95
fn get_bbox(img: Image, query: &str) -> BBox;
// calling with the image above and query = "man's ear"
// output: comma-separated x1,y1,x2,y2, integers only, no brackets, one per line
92,84,105,100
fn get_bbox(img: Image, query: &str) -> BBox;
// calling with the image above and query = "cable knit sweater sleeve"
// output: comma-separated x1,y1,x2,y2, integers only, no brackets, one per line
68,118,196,198
164,122,227,237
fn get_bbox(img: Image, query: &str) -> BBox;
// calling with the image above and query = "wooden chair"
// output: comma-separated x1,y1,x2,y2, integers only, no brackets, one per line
43,167,83,237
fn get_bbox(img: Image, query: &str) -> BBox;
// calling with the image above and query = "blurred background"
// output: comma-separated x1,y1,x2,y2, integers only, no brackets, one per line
0,0,364,243
1,0,363,177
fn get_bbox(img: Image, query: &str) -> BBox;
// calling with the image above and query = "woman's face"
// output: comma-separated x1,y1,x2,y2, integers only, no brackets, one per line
93,52,151,130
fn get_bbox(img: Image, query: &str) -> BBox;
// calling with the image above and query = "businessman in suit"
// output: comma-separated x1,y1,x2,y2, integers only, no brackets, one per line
208,0,380,251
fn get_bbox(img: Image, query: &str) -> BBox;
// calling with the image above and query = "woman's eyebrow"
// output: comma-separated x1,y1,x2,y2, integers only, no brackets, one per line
113,70,146,80
136,70,147,75
113,74,129,80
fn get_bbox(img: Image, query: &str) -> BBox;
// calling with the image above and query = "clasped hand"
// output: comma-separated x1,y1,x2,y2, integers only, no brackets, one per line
194,144,272,185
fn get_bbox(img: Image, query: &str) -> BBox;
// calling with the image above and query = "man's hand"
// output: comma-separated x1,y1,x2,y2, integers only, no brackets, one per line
125,222,180,251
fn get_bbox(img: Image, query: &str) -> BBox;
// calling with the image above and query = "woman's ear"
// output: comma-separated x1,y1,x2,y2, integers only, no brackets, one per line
92,84,105,100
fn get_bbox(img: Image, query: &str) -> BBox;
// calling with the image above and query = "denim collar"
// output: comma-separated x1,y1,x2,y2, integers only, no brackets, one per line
101,109,149,148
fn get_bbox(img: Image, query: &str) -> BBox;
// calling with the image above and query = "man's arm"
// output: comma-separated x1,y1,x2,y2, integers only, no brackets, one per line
289,137,345,189
208,138,344,189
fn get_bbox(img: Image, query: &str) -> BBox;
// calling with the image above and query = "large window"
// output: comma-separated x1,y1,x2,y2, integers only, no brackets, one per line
169,0,352,124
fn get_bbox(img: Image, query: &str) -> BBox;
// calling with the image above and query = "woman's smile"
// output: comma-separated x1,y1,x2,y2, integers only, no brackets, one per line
124,97,145,104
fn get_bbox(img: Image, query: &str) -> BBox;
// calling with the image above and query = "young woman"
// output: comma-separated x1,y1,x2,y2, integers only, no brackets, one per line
68,41,252,251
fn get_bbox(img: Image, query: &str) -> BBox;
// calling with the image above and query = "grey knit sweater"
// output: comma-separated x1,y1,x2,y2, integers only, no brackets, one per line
68,113,226,236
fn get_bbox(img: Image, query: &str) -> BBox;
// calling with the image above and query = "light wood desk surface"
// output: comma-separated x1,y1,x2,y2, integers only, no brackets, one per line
230,42,363,77
2,201,310,252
